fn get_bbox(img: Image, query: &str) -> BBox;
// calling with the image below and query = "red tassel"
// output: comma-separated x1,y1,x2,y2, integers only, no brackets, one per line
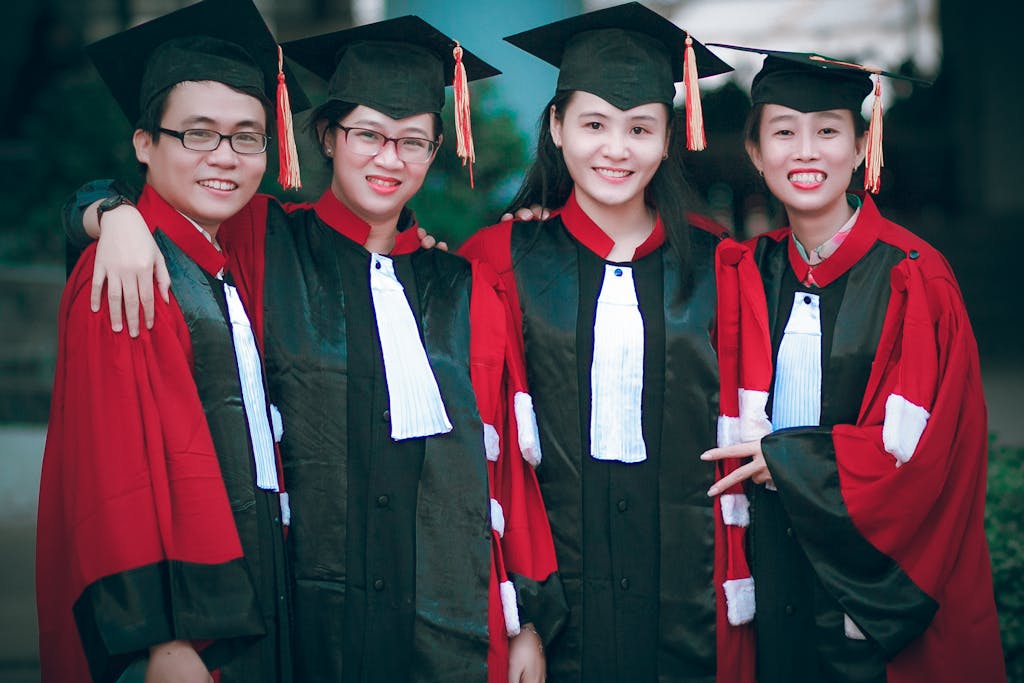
452,42,475,188
276,45,301,191
683,34,706,152
864,76,883,194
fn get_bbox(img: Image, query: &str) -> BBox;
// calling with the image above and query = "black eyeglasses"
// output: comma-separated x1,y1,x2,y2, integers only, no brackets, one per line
158,128,269,155
333,124,438,163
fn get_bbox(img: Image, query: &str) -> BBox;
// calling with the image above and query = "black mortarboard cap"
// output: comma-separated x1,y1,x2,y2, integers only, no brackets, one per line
503,1,732,112
86,0,310,125
706,44,929,113
281,15,500,120
708,44,932,193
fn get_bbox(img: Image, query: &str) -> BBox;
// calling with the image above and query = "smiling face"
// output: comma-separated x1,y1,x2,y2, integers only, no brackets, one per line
133,80,267,234
747,103,866,228
549,90,670,222
323,105,439,231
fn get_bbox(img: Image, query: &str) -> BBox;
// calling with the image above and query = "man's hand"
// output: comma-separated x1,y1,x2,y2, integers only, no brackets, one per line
508,624,545,683
144,640,212,683
90,202,170,336
701,439,773,495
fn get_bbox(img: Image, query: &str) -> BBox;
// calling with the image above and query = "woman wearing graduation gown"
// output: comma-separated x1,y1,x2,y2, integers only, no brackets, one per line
460,4,768,681
701,45,1006,683
62,16,566,683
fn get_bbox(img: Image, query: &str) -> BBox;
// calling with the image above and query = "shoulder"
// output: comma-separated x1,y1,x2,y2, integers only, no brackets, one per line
685,212,731,241
874,218,957,283
459,220,516,273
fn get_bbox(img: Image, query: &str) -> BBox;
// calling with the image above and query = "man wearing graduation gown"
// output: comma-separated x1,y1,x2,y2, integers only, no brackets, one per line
35,1,309,681
702,46,1006,683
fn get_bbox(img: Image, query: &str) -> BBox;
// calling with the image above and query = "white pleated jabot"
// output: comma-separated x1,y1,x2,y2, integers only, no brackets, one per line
369,253,452,440
590,264,646,463
771,291,822,431
223,282,280,491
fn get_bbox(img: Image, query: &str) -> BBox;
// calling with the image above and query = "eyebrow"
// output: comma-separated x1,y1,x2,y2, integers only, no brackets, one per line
347,119,432,138
179,114,266,131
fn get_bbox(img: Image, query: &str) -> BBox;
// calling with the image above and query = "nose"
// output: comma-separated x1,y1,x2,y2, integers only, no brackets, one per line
795,131,819,161
601,129,628,160
206,136,239,166
373,138,404,169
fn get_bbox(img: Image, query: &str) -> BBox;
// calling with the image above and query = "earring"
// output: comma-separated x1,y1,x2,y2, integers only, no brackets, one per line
758,169,764,178
325,148,333,158
661,153,669,161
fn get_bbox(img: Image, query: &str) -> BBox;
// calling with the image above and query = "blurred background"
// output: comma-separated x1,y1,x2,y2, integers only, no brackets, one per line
1,0,1020,681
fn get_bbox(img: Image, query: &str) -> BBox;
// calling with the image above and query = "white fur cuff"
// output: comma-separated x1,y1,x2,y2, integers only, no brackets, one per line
500,580,521,636
514,392,542,467
490,498,505,538
738,389,771,442
717,414,740,448
882,393,929,466
724,577,756,625
270,403,284,442
720,493,750,527
483,423,499,462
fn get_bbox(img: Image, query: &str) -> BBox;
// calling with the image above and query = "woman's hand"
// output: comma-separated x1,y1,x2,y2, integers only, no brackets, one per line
701,439,773,495
508,623,546,683
144,640,212,683
499,205,550,223
90,203,169,336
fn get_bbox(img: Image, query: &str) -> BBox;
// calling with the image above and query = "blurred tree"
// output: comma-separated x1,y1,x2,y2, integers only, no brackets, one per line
409,79,530,248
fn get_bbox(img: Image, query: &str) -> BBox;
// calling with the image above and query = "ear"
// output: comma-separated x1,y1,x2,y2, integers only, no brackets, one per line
853,131,868,169
744,139,763,175
548,104,563,149
133,129,154,166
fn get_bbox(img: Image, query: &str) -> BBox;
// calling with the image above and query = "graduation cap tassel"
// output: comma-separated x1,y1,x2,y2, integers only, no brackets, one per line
276,45,302,191
864,75,883,194
452,42,476,188
683,34,706,152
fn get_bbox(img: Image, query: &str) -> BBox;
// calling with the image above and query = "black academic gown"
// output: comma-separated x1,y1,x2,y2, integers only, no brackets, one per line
462,192,722,683
231,192,494,683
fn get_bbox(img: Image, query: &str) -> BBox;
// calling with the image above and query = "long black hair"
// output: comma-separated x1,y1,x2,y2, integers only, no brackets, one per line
505,91,695,276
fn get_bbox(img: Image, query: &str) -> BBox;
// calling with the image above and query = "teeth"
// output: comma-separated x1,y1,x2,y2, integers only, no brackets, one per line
199,179,237,191
368,177,399,187
789,172,825,184
596,168,630,178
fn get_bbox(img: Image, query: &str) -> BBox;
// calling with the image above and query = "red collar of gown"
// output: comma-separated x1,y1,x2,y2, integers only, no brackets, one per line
136,184,226,277
786,190,883,288
312,189,422,256
558,190,665,261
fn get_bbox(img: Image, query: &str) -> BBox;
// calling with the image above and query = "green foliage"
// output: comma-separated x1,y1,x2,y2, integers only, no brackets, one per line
986,438,1024,681
0,69,137,265
408,80,529,249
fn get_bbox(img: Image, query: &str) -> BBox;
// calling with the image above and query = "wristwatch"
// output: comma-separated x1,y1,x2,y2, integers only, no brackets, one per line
96,194,134,226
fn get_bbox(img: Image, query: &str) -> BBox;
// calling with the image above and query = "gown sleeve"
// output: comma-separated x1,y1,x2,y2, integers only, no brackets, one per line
463,225,568,646
759,255,1005,681
36,248,265,683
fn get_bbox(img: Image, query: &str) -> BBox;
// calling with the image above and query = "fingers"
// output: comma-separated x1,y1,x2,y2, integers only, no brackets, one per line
138,273,156,332
156,253,171,304
500,212,514,222
420,234,437,249
700,441,759,461
436,241,449,252
105,275,124,333
707,461,759,496
91,265,107,314
121,275,141,338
